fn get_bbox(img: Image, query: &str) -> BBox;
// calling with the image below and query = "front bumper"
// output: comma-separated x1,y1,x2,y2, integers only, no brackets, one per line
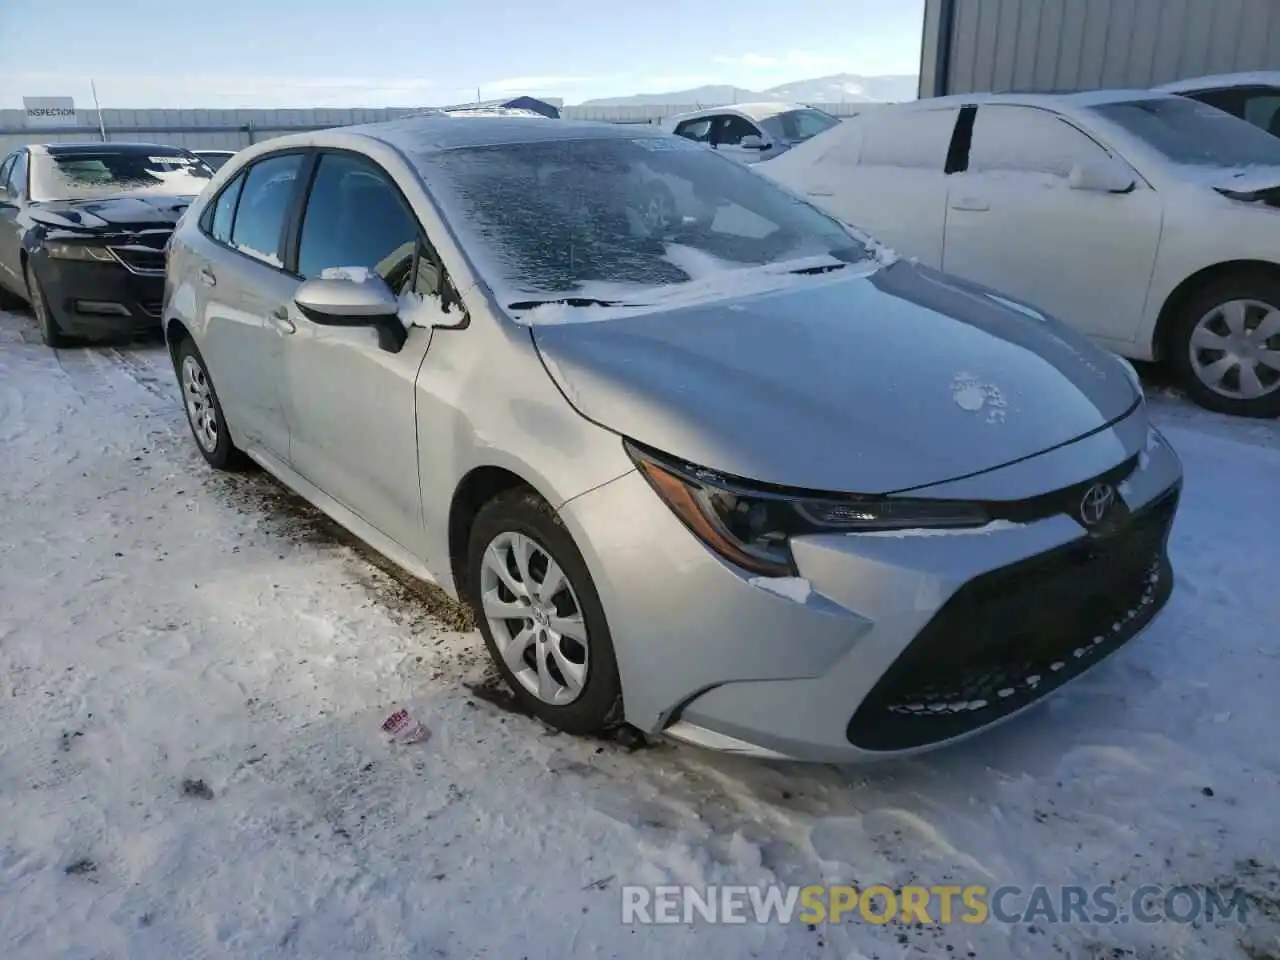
558,412,1183,763
31,252,165,339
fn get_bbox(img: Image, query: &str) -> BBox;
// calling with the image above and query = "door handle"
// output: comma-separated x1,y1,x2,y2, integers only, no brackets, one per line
950,197,990,212
199,268,216,287
269,307,296,334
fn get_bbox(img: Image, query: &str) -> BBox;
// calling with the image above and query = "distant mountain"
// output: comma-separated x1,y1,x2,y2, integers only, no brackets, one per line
576,73,918,108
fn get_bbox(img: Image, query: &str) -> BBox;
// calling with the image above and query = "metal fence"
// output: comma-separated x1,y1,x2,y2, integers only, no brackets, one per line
0,101,878,154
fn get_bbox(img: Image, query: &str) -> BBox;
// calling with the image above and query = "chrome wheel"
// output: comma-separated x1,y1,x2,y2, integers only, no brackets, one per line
479,531,589,706
1189,298,1280,401
181,354,220,453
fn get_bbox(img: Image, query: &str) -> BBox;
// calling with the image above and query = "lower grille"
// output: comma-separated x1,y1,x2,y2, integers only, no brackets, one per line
847,488,1179,752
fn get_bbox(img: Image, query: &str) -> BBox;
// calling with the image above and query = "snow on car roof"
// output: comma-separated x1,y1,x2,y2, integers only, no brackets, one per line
344,114,664,154
1155,71,1280,93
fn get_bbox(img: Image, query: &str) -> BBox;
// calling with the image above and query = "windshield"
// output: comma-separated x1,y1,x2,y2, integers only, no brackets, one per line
31,149,214,201
759,108,841,143
417,135,870,308
1091,96,1280,168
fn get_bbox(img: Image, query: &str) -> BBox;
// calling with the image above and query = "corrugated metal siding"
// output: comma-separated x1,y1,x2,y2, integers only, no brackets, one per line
942,0,1280,94
0,102,872,154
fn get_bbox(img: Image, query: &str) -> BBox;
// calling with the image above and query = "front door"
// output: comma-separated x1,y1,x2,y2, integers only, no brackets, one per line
941,104,1163,346
276,150,440,555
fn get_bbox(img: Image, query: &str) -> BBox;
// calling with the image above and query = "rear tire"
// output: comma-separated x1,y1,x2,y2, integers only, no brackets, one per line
466,488,623,736
25,262,65,348
174,336,247,470
1167,273,1280,419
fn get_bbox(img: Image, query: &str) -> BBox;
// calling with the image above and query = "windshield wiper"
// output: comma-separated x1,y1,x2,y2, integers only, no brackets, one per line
788,262,848,276
507,296,631,310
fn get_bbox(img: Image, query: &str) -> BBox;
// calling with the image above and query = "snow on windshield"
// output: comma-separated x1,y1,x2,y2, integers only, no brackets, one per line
414,135,874,320
32,150,213,201
1091,97,1280,169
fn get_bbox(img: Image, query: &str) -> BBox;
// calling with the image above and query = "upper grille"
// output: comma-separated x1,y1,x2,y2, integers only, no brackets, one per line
846,486,1179,752
108,243,167,275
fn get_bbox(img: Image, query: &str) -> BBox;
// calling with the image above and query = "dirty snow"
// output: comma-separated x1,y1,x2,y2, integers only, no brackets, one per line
746,576,813,604
2,307,1280,959
319,265,376,283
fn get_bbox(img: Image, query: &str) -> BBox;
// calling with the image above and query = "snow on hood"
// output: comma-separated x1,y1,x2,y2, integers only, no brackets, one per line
29,194,196,232
531,260,1141,494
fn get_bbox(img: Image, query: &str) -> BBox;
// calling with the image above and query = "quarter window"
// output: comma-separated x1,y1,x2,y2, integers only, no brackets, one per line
860,108,959,169
229,153,304,267
209,171,246,244
296,153,422,293
968,105,1112,177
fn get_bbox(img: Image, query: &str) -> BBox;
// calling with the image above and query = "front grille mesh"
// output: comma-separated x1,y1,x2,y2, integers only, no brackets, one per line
847,488,1178,752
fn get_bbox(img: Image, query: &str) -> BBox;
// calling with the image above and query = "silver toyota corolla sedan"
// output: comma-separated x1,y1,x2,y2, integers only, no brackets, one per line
162,115,1183,762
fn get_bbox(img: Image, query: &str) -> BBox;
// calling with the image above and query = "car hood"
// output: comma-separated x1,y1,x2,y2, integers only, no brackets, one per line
29,194,196,233
531,262,1141,494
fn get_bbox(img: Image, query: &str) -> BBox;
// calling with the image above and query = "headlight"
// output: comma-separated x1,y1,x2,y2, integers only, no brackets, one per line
1117,357,1145,398
626,442,990,577
44,242,116,263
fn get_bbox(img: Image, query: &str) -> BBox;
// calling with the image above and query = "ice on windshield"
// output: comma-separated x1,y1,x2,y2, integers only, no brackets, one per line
31,150,214,201
1091,97,1280,170
414,134,873,319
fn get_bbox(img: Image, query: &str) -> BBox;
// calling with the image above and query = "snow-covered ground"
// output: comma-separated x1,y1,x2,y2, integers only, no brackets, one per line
1,306,1278,960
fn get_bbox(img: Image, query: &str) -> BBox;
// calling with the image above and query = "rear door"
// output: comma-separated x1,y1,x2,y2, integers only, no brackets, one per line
941,104,1163,344
795,106,961,268
193,151,306,460
277,150,443,555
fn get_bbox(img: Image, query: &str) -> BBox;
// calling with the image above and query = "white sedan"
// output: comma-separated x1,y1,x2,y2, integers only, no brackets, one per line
761,89,1280,418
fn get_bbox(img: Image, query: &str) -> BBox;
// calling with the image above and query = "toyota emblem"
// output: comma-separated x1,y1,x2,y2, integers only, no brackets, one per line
1079,482,1116,527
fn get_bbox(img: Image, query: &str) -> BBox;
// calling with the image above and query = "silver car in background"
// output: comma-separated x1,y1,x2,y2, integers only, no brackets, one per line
163,116,1182,762
664,102,842,163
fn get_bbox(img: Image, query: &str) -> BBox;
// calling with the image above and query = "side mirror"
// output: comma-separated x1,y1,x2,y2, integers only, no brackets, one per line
739,134,771,151
1069,158,1136,194
294,275,407,353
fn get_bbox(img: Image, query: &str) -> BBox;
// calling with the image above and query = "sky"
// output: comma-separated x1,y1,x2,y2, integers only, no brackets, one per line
0,0,924,110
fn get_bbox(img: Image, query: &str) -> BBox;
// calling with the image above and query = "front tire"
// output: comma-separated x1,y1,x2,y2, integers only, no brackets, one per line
25,262,65,348
1168,273,1280,418
466,489,623,736
174,337,246,470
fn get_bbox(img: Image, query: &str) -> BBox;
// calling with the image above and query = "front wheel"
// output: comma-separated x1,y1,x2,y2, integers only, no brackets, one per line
467,489,623,736
25,262,65,348
1169,275,1280,418
174,337,246,470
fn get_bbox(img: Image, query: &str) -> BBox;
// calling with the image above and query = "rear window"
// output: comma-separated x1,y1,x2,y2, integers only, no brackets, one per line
31,149,214,201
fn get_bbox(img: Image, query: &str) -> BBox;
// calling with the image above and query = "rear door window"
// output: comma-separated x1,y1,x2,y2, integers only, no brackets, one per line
229,153,304,267
713,114,762,146
859,108,959,169
967,105,1112,177
674,118,713,142
208,171,246,244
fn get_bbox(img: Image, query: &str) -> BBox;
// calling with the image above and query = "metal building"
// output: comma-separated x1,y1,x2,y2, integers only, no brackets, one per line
919,0,1280,97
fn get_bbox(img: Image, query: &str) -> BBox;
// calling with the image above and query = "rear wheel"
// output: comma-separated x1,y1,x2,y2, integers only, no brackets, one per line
466,488,622,736
25,262,65,348
174,336,246,470
1168,274,1280,418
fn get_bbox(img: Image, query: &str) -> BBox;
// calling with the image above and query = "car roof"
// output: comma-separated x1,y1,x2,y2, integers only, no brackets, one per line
667,101,809,123
194,148,236,154
894,89,1179,112
32,142,196,156
334,113,671,155
1154,71,1280,93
